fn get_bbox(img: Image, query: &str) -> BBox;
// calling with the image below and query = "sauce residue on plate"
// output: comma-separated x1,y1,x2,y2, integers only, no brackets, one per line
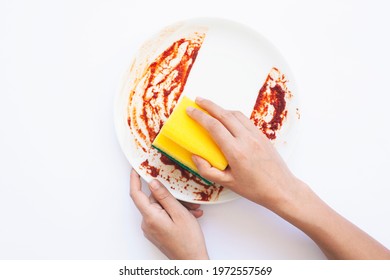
140,153,222,202
126,29,295,202
128,30,206,153
127,29,226,202
250,67,292,140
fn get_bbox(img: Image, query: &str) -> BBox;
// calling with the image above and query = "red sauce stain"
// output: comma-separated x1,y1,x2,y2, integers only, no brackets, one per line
194,189,214,202
250,67,291,140
141,152,224,202
193,184,224,202
140,159,160,177
159,153,214,188
129,32,294,202
128,34,205,152
159,153,174,165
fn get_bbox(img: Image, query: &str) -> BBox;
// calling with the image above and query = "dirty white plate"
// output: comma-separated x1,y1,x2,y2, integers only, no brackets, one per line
115,17,300,204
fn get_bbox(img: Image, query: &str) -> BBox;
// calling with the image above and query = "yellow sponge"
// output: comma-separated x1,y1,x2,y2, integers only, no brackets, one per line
152,96,228,184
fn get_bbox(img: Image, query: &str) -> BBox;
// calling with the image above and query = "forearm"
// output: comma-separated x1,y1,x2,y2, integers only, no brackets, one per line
273,180,390,259
186,97,389,259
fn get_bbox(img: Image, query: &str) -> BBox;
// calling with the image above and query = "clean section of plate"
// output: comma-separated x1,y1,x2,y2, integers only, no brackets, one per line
115,17,300,204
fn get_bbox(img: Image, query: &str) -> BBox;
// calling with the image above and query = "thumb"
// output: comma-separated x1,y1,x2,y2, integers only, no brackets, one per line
192,155,231,185
149,180,186,219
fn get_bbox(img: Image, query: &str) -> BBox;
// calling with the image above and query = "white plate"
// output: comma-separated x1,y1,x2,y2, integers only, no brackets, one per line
115,17,300,204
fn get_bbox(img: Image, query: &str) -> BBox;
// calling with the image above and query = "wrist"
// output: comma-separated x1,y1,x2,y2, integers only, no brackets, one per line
271,177,315,223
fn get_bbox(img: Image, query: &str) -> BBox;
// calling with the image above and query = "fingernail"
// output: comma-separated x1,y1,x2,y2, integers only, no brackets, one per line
191,155,199,165
149,180,160,190
186,106,194,114
195,96,204,103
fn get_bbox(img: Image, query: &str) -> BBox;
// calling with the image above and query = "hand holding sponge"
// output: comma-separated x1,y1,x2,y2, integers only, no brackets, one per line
152,96,228,184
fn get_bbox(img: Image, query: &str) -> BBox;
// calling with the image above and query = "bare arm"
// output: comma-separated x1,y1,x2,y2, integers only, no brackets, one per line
277,180,390,259
187,97,390,260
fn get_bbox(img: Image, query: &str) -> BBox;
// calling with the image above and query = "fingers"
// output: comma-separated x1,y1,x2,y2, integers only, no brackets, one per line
181,201,204,219
232,110,257,133
181,201,201,210
192,155,233,186
131,170,204,220
149,180,186,220
150,192,203,217
189,209,204,218
194,97,246,137
186,106,234,156
129,169,151,215
186,97,255,159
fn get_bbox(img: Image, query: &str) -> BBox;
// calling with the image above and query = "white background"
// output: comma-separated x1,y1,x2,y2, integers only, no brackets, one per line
1,0,389,260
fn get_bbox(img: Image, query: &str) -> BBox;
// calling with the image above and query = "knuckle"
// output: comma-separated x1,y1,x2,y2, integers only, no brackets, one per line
218,110,233,121
142,215,157,230
196,166,210,178
230,145,247,162
157,192,170,203
221,174,234,186
233,110,245,118
153,188,169,202
194,108,206,120
193,109,211,126
248,135,262,149
207,117,221,131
